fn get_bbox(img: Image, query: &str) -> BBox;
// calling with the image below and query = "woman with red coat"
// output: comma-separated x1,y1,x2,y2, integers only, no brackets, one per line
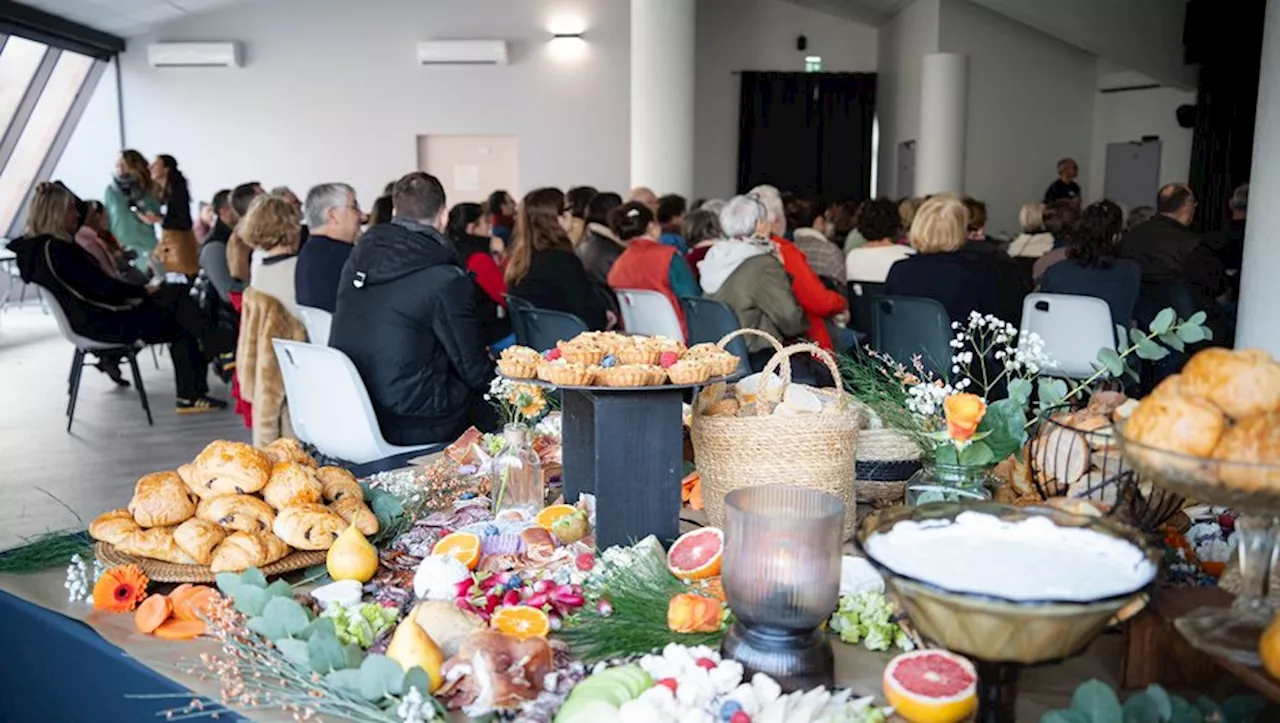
446,202,513,348
606,202,701,340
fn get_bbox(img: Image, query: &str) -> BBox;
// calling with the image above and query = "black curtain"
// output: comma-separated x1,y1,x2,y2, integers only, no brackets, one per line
737,72,876,201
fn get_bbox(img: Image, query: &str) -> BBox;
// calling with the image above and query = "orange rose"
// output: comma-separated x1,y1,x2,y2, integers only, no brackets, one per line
667,593,723,633
943,393,987,443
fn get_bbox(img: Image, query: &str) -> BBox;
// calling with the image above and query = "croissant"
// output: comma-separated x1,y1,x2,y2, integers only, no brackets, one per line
317,466,363,503
128,471,198,528
209,531,293,573
261,462,324,510
258,531,292,565
195,494,276,533
116,526,199,565
89,509,141,546
263,437,318,469
189,440,271,497
329,496,379,536
173,518,228,565
273,503,346,550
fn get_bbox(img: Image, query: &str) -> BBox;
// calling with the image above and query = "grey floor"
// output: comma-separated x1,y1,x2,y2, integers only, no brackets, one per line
0,303,249,550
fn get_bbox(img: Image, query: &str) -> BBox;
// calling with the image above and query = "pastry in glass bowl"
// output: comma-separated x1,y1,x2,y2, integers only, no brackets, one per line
1212,411,1280,491
1124,391,1227,460
1179,348,1280,421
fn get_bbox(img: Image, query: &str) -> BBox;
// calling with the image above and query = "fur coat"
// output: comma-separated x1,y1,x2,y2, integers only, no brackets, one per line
237,286,306,446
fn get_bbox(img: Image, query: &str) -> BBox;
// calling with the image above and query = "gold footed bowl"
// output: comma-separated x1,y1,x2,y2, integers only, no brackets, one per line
856,502,1156,723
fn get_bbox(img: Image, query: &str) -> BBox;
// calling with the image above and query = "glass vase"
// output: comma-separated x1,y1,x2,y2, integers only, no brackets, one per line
490,424,544,518
905,462,994,506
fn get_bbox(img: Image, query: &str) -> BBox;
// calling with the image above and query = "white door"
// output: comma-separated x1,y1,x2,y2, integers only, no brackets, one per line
417,135,519,205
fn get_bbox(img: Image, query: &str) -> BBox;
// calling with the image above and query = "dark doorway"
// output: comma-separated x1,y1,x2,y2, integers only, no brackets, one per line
737,71,877,201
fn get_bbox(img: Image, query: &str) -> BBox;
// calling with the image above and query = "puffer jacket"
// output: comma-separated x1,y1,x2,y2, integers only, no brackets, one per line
329,219,494,446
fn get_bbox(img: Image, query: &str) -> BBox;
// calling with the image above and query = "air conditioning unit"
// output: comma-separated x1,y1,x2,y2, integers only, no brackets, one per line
416,40,508,66
147,42,243,68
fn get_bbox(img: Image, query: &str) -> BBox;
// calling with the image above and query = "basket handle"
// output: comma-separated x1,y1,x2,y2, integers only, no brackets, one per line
757,343,847,414
716,328,784,356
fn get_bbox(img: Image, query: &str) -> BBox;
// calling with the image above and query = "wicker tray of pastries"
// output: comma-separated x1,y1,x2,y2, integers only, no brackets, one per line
497,333,741,390
89,438,378,582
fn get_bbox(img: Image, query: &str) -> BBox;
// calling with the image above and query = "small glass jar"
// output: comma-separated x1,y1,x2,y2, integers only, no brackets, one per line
905,462,994,506
490,424,544,517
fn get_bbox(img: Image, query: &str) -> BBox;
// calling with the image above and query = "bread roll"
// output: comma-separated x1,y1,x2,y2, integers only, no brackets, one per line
196,494,276,533
173,518,228,565
89,509,141,546
273,503,346,550
128,471,197,528
263,437,318,468
1181,348,1280,420
1213,411,1280,491
317,466,363,503
261,462,323,510
116,526,199,565
1126,393,1227,459
329,496,379,536
189,440,271,497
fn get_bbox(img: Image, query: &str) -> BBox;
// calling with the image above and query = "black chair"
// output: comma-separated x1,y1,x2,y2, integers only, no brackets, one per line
507,295,589,352
846,280,885,336
505,294,533,344
679,296,750,377
871,295,953,378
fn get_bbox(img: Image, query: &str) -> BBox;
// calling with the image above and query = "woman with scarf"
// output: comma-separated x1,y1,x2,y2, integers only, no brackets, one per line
150,154,199,277
103,149,162,274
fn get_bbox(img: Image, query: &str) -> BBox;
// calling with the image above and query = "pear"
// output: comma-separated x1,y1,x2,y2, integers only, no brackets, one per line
386,614,444,692
326,524,379,583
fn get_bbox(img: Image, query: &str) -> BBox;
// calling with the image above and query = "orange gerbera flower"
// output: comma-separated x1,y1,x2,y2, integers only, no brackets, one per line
92,564,149,613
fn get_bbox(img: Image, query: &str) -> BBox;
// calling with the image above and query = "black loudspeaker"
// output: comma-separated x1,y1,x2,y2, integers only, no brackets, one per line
1176,104,1197,129
796,35,807,52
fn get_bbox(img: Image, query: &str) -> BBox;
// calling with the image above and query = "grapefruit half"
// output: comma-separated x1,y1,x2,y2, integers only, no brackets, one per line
882,649,978,723
667,527,723,580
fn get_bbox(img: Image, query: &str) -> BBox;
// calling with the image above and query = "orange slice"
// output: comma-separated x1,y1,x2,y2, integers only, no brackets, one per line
882,649,978,723
431,531,482,570
667,527,723,581
490,605,550,639
535,504,579,530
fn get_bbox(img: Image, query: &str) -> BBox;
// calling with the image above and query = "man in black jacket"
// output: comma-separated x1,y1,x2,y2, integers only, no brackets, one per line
330,172,496,446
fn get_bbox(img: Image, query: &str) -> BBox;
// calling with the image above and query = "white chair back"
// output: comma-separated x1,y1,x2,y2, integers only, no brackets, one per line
297,306,333,346
38,286,128,351
272,339,435,464
1020,293,1117,379
615,288,684,342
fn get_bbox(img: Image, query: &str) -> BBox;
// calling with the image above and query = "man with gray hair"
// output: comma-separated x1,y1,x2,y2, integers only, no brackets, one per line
294,182,361,312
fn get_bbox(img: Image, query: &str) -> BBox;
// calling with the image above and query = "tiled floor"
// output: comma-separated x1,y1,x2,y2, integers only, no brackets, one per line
0,305,249,549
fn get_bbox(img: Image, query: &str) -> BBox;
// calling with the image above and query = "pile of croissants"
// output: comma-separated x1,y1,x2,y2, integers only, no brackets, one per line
89,438,378,573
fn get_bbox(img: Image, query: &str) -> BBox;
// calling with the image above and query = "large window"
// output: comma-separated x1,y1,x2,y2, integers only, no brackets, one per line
0,34,104,236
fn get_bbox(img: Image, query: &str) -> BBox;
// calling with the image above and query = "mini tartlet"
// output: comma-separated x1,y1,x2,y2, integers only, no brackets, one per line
537,360,598,387
666,358,712,385
599,364,661,387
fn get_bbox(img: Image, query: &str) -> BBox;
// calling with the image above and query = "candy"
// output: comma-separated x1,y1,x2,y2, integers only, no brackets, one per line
601,355,617,368
660,351,679,368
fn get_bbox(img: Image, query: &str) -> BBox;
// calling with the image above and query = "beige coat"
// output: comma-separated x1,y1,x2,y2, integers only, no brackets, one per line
237,287,306,446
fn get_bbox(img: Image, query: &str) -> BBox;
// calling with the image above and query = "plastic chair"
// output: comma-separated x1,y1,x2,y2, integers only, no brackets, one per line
297,306,333,346
507,296,588,352
679,296,750,377
846,280,885,335
505,295,533,344
615,288,684,341
1020,293,1117,379
871,295,953,378
38,286,152,431
272,339,441,465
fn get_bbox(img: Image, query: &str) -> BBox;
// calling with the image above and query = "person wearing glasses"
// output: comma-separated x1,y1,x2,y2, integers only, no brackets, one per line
295,183,362,313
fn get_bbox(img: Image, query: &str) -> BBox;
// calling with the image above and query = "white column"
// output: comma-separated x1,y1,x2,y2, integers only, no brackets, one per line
915,52,969,197
631,0,696,198
1237,0,1280,355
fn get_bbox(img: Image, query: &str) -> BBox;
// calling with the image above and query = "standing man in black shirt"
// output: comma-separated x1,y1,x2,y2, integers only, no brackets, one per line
1044,157,1082,203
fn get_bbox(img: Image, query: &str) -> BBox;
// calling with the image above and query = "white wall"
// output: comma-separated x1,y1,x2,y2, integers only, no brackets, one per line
937,0,1096,236
1089,85,1196,206
116,0,630,208
694,0,878,198
52,60,121,202
874,0,939,202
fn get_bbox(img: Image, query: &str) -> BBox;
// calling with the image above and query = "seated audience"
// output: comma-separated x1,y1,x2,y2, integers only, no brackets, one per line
1206,183,1247,299
73,197,123,280
606,202,701,339
828,200,864,253
9,182,224,412
750,185,847,351
1119,183,1226,318
271,186,303,215
565,186,597,246
488,189,517,246
884,194,1000,324
194,201,214,243
446,202,513,347
369,188,394,228
1032,199,1083,281
699,195,806,366
656,194,688,253
1126,205,1155,232
846,198,912,283
788,198,846,288
238,195,303,320
200,189,238,302
150,154,199,276
897,198,921,244
699,198,726,215
1038,200,1141,327
684,209,724,279
1043,157,1082,203
331,172,497,446
577,192,625,285
104,149,162,274
963,197,1029,324
295,183,362,313
1008,202,1053,258
83,200,147,285
229,182,264,285
507,188,611,330
629,186,658,212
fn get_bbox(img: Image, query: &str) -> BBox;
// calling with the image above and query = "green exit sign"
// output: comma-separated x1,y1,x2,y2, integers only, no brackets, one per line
805,55,822,72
